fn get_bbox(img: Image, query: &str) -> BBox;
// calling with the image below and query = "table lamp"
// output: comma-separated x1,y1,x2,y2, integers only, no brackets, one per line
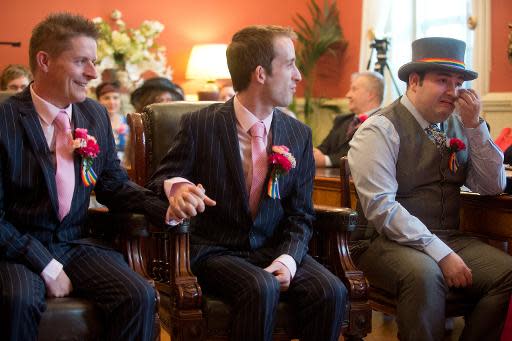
185,44,231,101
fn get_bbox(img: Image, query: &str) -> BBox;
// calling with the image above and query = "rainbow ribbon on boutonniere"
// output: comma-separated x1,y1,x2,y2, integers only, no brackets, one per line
446,137,466,173
72,128,100,187
267,145,296,199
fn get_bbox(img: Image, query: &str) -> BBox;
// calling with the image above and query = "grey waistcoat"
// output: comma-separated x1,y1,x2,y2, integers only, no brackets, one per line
381,99,468,231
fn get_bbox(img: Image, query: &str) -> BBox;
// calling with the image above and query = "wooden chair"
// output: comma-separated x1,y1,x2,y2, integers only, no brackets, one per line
126,102,372,340
339,156,476,318
37,210,160,341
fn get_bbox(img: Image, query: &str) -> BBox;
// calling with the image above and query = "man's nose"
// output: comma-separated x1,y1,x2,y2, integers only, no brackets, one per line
85,61,97,79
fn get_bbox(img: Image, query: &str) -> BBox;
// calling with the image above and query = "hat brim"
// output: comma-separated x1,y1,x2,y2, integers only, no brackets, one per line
131,84,182,106
398,62,478,82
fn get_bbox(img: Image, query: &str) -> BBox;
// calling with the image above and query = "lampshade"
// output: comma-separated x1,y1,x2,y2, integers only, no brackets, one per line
185,44,231,81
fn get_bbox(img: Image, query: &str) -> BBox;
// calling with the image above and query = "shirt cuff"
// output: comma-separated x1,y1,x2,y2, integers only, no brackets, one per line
324,155,332,167
424,236,453,263
274,254,297,279
464,119,490,145
41,259,63,280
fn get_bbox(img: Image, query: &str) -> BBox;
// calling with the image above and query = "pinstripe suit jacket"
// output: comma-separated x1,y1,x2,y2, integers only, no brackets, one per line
148,99,315,265
0,89,167,274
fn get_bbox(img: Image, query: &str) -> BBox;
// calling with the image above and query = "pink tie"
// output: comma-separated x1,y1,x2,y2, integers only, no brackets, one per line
249,121,267,218
54,111,75,221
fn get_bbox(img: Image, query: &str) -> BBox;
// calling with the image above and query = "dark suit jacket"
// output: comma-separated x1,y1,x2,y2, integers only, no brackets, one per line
317,113,356,167
148,99,315,266
0,89,167,274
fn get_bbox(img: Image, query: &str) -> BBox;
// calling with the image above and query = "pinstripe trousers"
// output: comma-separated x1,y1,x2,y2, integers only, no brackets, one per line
0,244,156,341
193,247,347,341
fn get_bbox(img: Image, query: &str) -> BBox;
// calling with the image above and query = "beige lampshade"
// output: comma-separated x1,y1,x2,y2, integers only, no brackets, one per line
185,44,231,81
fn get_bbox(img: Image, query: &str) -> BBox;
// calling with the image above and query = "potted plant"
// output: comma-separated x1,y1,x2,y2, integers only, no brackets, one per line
292,0,347,127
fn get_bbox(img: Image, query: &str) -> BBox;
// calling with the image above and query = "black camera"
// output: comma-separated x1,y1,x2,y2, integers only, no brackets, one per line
369,38,391,75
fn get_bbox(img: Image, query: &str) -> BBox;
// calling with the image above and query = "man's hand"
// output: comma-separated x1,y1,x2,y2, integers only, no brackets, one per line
313,147,326,167
455,88,481,128
41,270,73,297
168,183,216,220
438,252,472,288
264,261,291,292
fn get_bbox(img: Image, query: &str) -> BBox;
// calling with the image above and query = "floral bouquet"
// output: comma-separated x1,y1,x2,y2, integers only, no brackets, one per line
90,9,172,91
267,145,296,199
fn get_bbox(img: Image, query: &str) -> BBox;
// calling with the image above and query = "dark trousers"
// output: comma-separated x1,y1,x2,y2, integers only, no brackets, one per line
193,248,347,341
0,244,156,341
358,234,512,341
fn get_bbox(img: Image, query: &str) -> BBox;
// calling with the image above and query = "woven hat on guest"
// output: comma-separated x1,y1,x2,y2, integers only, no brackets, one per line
398,37,478,82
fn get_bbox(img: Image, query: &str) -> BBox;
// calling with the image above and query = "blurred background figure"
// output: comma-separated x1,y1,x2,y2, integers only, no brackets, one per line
0,64,32,93
218,84,235,101
96,81,129,162
130,77,185,112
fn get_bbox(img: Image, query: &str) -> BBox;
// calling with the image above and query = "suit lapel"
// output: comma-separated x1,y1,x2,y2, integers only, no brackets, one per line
17,94,60,216
216,101,250,210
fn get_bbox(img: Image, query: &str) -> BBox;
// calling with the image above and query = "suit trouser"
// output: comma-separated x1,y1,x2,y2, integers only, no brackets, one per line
0,244,156,341
358,234,512,341
192,248,347,341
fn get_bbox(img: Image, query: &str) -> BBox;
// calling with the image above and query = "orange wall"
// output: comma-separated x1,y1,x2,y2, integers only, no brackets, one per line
0,0,361,98
490,0,512,92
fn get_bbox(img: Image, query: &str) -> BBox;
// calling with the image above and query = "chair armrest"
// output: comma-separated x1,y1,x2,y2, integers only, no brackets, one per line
314,204,358,233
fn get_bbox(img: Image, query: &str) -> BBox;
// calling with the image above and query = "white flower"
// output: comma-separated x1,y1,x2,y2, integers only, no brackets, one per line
111,9,122,20
92,17,103,24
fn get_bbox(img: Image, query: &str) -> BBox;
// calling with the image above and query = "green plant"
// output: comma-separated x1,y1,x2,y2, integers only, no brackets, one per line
292,0,346,125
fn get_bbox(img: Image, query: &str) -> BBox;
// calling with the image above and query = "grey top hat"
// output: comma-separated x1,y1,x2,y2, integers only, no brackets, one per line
398,37,478,82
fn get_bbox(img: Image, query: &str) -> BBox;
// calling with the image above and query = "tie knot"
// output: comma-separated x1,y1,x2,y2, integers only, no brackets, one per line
426,124,440,133
54,111,71,132
250,121,265,138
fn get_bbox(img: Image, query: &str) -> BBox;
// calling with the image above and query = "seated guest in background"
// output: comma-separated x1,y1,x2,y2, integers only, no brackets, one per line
131,76,184,112
314,71,384,167
96,81,129,162
147,24,346,341
0,13,168,340
349,37,512,341
219,84,235,101
0,64,32,93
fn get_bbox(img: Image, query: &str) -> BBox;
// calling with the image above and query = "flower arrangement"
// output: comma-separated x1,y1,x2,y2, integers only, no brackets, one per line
267,145,296,199
73,128,99,187
90,9,172,91
446,137,466,173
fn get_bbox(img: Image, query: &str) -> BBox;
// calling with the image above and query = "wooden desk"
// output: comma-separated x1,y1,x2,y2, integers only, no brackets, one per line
313,167,512,255
313,168,341,206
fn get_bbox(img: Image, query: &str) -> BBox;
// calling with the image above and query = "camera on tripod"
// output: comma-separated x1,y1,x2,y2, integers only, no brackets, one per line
369,38,391,75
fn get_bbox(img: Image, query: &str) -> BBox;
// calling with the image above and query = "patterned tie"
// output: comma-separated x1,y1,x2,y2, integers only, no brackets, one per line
249,121,267,218
54,111,75,221
424,124,447,150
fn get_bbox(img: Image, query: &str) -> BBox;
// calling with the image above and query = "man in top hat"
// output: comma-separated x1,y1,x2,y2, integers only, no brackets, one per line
348,37,512,341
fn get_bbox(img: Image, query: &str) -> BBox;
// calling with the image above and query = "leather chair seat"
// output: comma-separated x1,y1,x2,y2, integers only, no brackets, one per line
38,298,104,341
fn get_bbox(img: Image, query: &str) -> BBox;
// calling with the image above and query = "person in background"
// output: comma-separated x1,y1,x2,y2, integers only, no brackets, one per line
349,36,512,341
0,13,168,340
130,77,184,112
147,24,346,341
314,71,384,167
96,81,129,161
219,84,235,101
0,64,32,93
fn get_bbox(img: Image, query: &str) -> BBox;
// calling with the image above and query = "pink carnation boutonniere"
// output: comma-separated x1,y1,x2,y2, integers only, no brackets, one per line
446,137,466,173
72,128,99,187
267,145,296,199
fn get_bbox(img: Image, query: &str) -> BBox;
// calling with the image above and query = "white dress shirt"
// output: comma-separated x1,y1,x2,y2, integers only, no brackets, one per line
348,94,506,262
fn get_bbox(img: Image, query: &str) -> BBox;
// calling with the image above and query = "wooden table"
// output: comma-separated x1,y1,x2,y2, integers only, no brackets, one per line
313,167,512,255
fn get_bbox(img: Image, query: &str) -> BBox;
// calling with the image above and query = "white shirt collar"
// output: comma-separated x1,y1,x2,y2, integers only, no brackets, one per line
401,94,434,130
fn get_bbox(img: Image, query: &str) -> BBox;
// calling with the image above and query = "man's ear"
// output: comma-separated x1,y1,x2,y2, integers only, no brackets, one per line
36,51,50,73
254,65,266,85
408,72,420,91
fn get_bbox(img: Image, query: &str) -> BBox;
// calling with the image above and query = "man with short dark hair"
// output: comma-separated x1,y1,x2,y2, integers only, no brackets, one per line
148,25,346,341
349,37,512,341
314,71,384,167
0,13,167,340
